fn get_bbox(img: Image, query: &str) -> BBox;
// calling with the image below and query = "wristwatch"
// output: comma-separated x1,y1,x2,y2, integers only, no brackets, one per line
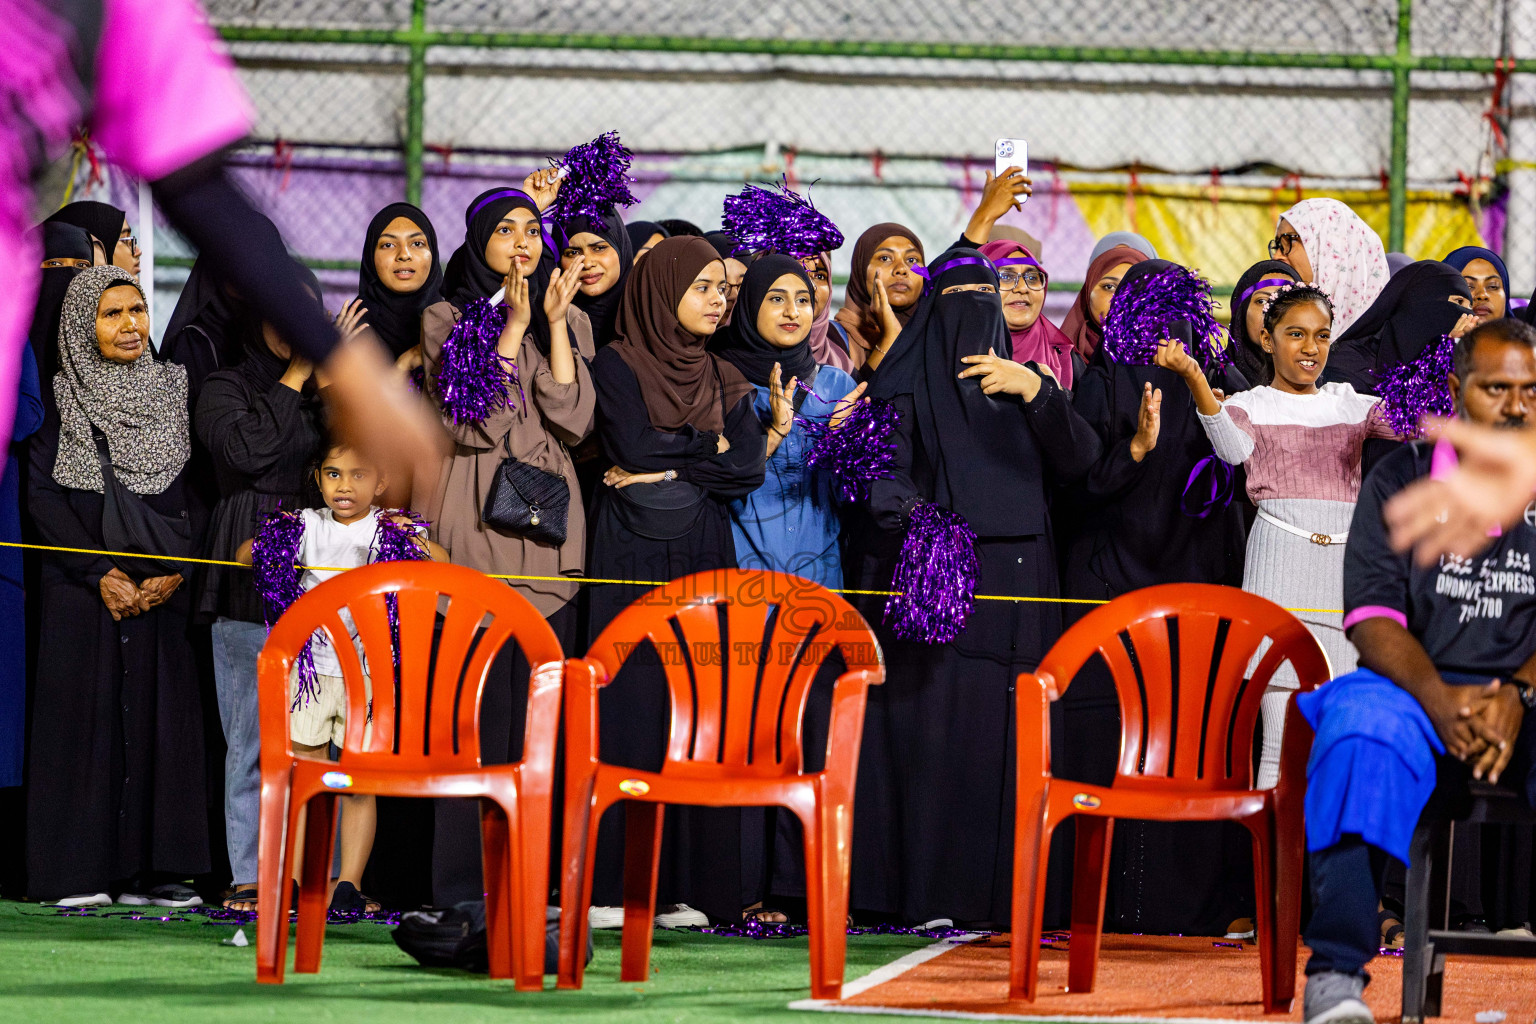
1512,677,1536,710
662,469,677,482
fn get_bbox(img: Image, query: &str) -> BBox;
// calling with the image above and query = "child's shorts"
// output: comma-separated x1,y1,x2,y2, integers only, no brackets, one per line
288,667,372,750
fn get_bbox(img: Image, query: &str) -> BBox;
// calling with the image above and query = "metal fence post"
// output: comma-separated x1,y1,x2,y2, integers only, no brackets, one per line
405,0,427,206
1390,0,1414,252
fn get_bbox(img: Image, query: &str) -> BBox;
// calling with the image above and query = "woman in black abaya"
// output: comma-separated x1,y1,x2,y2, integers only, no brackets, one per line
1056,258,1250,936
850,248,1100,926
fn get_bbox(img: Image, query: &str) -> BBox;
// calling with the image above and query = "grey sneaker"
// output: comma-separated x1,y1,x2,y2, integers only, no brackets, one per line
1303,971,1373,1024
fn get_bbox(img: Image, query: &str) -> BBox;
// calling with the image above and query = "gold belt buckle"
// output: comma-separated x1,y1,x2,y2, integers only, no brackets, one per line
1310,532,1332,546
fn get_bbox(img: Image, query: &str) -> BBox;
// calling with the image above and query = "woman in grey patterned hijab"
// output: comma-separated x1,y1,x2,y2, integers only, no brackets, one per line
51,265,189,494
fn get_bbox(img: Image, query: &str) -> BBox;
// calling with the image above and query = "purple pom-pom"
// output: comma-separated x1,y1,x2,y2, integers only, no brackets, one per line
370,509,432,672
251,506,320,707
1376,332,1455,438
798,391,899,501
436,297,522,424
550,130,639,223
370,509,432,565
885,503,979,645
722,179,844,259
1100,264,1228,369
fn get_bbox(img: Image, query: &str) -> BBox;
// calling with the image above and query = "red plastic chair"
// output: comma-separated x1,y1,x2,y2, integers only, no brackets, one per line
1010,584,1329,1013
254,561,565,989
556,569,884,999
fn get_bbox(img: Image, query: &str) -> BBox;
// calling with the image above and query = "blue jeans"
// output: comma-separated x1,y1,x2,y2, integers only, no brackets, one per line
212,617,267,886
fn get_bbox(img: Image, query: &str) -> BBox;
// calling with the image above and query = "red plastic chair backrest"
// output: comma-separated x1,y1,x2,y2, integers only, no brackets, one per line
1038,584,1330,790
257,560,564,771
582,569,883,777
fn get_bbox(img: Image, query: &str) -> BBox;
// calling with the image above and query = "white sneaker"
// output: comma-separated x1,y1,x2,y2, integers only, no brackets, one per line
1496,924,1535,938
588,905,625,929
654,903,708,928
117,883,203,908
53,893,111,908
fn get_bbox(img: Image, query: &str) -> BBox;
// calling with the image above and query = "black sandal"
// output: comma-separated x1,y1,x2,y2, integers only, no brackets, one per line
329,880,381,915
1378,907,1405,949
223,886,259,913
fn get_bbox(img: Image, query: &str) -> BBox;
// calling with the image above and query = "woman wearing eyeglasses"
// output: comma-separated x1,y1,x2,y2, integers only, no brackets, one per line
1270,198,1389,335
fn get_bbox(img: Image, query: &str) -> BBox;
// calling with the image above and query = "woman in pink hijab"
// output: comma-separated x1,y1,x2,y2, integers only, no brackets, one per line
978,239,1076,388
797,251,857,374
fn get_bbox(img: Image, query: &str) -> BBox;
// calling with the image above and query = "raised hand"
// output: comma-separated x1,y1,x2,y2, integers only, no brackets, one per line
1384,417,1536,563
872,277,903,346
334,297,370,344
543,264,582,324
522,167,564,212
966,166,1033,241
1153,337,1202,380
1449,311,1481,340
1129,381,1162,462
502,258,532,338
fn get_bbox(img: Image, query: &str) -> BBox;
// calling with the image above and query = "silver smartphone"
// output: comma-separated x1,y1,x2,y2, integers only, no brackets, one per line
994,139,1029,203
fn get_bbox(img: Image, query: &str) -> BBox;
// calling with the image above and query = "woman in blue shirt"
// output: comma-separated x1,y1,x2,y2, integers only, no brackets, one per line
718,254,863,588
716,253,864,922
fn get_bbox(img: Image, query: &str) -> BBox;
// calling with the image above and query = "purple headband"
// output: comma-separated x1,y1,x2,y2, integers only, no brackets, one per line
994,255,1041,269
911,255,997,293
467,188,539,225
1233,277,1295,311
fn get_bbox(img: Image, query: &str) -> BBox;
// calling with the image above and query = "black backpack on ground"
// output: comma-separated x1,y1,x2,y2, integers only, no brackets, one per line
391,902,591,975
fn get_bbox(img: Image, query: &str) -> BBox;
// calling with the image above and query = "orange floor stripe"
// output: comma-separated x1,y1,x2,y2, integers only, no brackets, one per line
794,934,1536,1022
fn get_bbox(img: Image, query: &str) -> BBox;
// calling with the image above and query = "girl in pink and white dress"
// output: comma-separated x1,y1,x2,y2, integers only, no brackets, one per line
1155,284,1433,788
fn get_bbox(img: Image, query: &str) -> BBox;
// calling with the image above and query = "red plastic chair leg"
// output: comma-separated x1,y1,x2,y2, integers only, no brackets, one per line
1271,806,1303,1012
480,799,514,980
294,791,337,974
512,787,551,992
1066,815,1114,995
255,773,295,984
799,791,852,1000
619,801,664,983
1245,813,1279,1014
1009,802,1059,1001
557,783,604,990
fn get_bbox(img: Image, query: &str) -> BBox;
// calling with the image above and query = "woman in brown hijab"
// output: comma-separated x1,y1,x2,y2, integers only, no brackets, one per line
583,235,768,927
834,223,925,376
1060,244,1150,363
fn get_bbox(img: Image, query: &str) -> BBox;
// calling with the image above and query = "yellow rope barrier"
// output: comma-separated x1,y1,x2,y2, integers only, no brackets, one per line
0,540,1347,615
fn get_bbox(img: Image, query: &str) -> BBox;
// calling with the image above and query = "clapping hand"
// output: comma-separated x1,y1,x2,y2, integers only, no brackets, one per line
502,258,533,337
1129,381,1162,462
829,381,868,432
768,362,799,439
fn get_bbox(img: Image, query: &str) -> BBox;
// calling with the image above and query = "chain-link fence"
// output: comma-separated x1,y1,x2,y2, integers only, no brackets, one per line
48,0,1536,324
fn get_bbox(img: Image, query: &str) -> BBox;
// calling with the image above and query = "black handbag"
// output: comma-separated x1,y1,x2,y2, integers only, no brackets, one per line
91,428,191,582
480,434,570,546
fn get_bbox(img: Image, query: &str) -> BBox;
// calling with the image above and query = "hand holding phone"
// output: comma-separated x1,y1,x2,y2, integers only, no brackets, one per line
995,138,1030,205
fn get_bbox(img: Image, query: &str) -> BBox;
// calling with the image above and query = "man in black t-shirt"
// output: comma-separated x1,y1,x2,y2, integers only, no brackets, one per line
1298,319,1536,1024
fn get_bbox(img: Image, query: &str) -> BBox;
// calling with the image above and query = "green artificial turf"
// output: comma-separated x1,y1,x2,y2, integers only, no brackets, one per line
0,900,935,1024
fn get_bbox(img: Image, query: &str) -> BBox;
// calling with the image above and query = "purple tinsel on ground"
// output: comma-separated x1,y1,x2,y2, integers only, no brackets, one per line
550,130,639,223
722,179,844,258
1375,332,1455,438
251,506,320,707
885,503,980,645
436,297,522,425
1100,264,1228,368
798,391,900,501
